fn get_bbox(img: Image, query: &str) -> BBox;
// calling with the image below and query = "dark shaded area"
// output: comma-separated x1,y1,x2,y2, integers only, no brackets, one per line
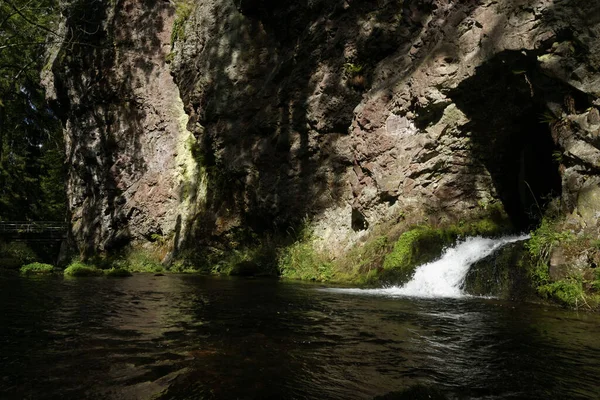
450,51,568,231
351,208,369,231
0,0,66,222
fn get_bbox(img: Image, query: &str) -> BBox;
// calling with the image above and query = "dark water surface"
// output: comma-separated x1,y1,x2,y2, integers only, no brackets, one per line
1,273,599,399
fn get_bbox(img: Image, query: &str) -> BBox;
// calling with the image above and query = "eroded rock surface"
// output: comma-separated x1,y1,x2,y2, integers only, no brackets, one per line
48,0,600,261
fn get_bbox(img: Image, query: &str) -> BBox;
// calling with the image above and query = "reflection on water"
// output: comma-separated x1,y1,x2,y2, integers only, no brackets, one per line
1,274,599,399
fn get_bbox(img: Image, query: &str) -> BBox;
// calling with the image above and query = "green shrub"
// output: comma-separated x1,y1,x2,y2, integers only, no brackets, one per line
64,261,103,277
20,262,54,275
104,268,133,277
529,261,551,286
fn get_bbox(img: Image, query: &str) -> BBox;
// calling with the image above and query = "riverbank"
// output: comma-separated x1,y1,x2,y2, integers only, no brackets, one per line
4,207,600,310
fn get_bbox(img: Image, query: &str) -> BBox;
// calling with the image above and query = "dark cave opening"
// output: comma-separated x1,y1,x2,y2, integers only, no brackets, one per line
450,51,567,231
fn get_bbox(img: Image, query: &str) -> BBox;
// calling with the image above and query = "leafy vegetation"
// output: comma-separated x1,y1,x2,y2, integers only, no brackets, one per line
115,248,165,273
20,262,54,275
381,227,452,282
272,209,512,284
524,217,600,309
0,241,37,267
526,218,575,264
0,0,66,222
344,62,364,75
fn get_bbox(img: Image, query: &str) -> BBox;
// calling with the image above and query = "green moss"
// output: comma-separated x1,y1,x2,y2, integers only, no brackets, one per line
20,262,54,275
381,227,454,283
64,261,103,277
104,268,133,277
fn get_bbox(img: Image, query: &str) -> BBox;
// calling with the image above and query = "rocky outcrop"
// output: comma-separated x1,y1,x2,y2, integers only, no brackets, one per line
48,0,600,263
44,0,203,257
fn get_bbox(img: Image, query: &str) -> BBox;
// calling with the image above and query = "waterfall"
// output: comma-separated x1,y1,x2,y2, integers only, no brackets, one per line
327,235,530,299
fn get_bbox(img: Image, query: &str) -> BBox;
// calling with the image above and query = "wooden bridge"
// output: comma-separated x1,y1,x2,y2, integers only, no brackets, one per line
0,221,68,242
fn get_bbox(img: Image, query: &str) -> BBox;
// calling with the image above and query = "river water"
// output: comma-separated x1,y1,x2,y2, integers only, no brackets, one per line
1,273,599,399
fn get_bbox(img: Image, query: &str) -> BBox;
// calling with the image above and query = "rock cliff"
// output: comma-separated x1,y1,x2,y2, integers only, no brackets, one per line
46,0,600,268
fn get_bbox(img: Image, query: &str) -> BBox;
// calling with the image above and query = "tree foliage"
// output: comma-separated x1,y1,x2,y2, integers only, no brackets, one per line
0,0,65,221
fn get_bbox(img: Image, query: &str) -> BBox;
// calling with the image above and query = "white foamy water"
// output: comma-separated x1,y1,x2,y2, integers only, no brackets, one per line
325,234,530,299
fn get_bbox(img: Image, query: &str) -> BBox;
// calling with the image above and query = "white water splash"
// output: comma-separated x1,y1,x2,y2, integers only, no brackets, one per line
326,234,530,299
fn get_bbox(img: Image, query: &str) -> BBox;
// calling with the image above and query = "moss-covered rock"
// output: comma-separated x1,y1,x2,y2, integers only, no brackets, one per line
463,242,535,299
64,261,103,277
20,262,55,275
380,227,455,284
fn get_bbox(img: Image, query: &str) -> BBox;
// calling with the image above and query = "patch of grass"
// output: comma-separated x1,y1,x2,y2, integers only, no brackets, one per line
64,261,103,277
104,268,133,277
20,262,54,275
343,63,366,89
529,261,551,287
538,279,585,308
339,235,389,276
205,234,279,277
522,217,600,309
115,249,164,273
526,218,575,263
278,240,334,282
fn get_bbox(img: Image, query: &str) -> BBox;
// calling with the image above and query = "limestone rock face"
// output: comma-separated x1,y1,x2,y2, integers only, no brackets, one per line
49,0,600,258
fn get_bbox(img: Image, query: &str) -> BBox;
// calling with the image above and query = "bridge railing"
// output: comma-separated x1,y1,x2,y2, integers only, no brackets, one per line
0,222,68,234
